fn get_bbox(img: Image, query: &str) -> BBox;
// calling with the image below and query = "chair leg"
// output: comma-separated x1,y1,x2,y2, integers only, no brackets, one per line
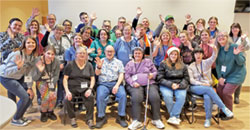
212,107,220,124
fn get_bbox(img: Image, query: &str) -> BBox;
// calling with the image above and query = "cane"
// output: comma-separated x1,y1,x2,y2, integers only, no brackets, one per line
141,78,150,130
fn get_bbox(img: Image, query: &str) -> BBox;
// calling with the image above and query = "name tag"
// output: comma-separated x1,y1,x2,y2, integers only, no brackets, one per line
81,82,88,88
132,75,138,81
129,54,133,60
24,76,32,83
221,65,227,72
58,55,63,61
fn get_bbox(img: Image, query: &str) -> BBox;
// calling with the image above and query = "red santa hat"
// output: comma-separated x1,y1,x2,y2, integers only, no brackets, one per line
164,46,180,60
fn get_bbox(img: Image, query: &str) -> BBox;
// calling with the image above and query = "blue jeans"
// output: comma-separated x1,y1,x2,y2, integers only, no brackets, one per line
0,76,32,120
160,85,186,118
96,82,127,117
190,85,227,119
56,72,64,104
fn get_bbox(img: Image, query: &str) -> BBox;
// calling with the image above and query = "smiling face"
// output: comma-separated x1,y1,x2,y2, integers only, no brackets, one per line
217,32,228,47
134,49,143,62
231,27,240,36
187,24,195,34
105,46,115,60
73,35,83,48
208,18,217,29
76,47,87,61
54,28,64,38
100,30,108,41
161,32,170,43
123,25,132,38
80,14,89,24
142,18,150,28
169,51,178,63
194,52,203,63
29,21,38,33
201,31,210,43
47,14,56,28
63,21,72,34
44,49,55,64
25,38,37,52
179,33,188,44
102,21,111,32
9,20,22,34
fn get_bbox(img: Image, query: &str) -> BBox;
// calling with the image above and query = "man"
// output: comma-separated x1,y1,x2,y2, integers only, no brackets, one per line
62,19,74,45
111,16,126,33
102,20,116,42
75,12,98,34
95,45,128,128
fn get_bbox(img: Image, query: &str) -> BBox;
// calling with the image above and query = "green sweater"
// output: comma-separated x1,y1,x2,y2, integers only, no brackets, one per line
216,44,246,85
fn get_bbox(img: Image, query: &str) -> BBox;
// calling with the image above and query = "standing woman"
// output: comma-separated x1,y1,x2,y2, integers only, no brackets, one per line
0,18,24,63
63,46,95,128
229,23,250,104
215,31,246,120
186,22,200,44
152,29,173,68
207,16,219,39
125,47,164,130
169,25,181,47
24,19,44,55
157,46,189,125
114,23,137,66
33,45,60,122
0,36,38,126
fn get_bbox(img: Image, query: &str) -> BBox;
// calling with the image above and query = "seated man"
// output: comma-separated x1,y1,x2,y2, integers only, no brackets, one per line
95,45,128,128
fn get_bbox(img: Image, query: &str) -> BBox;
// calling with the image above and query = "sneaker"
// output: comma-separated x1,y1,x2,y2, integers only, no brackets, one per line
234,97,240,104
71,118,78,128
204,119,211,128
11,119,28,126
95,116,107,128
40,112,48,122
212,104,218,111
222,107,234,118
128,120,143,130
86,120,95,129
21,117,32,124
48,111,57,120
56,102,63,109
176,118,181,124
167,117,180,125
116,116,128,128
151,119,165,129
188,104,197,111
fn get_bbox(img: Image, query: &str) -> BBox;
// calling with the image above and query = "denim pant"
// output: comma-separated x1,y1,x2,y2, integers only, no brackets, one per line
0,76,32,120
56,72,64,104
190,85,227,119
160,85,186,118
96,82,127,118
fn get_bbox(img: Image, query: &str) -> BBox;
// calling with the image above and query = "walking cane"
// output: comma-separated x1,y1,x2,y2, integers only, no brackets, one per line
141,78,150,130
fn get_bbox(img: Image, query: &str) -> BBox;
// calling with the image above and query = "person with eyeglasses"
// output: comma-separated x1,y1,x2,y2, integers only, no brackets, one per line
102,20,117,42
62,19,74,45
215,31,246,120
112,16,126,33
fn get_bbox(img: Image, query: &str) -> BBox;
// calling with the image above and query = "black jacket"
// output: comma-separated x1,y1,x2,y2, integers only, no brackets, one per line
157,62,190,90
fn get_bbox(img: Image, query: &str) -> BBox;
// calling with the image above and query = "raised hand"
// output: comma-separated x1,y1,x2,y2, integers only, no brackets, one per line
97,48,102,56
159,14,165,23
31,8,40,18
148,31,153,41
233,45,244,55
44,23,52,32
153,37,161,47
95,57,104,69
90,12,97,21
241,33,248,42
14,55,24,70
136,7,143,17
185,14,192,24
7,28,14,39
36,58,45,72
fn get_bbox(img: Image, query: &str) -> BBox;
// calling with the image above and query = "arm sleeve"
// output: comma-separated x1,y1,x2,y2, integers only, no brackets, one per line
154,22,164,37
179,65,190,89
41,31,50,47
156,62,173,89
132,18,139,30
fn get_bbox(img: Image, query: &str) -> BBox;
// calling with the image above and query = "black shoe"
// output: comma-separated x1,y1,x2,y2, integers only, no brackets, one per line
86,120,95,129
40,112,48,122
48,111,57,120
221,116,234,120
215,112,226,118
95,116,107,129
116,116,128,128
188,104,197,111
234,97,240,104
57,102,63,109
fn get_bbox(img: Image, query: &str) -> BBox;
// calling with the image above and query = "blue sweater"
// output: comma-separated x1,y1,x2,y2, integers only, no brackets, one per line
64,46,76,62
114,37,137,66
216,44,246,85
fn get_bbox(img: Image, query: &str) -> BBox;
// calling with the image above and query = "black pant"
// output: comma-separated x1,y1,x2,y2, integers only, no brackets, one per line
126,84,161,121
64,89,94,120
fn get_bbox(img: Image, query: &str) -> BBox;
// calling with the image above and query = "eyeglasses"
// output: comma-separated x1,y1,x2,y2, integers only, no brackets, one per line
104,20,111,23
106,50,114,53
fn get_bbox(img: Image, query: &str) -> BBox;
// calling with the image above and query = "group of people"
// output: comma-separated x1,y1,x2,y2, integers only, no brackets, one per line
0,7,249,130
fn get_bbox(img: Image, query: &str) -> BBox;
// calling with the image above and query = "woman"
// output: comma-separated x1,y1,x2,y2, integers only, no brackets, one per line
62,19,74,45
229,23,250,104
157,46,189,125
0,36,38,126
63,46,95,128
186,22,201,44
215,31,246,120
188,46,233,128
125,47,164,130
0,18,24,63
24,19,44,55
169,24,181,47
89,29,114,66
33,45,60,122
152,29,173,68
114,23,137,66
195,18,206,36
179,31,198,65
80,26,93,48
207,16,219,39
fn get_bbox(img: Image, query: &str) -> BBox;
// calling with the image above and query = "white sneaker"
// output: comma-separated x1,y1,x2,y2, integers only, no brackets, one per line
167,117,180,125
151,119,165,129
176,118,181,124
128,120,143,130
222,107,234,117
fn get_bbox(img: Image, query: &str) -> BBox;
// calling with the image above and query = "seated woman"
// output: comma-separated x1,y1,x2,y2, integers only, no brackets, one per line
63,46,95,128
0,36,38,126
188,46,233,128
157,46,189,125
125,47,164,130
33,45,60,122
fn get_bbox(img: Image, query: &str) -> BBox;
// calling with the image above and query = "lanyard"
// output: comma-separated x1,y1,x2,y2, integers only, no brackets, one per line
53,36,62,55
195,61,203,80
134,60,143,73
43,56,53,83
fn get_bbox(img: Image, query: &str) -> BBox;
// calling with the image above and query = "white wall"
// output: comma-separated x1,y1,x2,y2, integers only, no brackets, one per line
48,0,235,32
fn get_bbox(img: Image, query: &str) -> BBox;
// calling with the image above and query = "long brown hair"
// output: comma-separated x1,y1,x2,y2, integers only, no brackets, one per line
165,50,184,70
159,29,173,53
17,36,39,57
27,19,40,34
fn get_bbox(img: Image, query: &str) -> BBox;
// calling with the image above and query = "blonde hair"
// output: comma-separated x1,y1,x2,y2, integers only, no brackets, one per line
214,31,232,52
159,29,173,53
54,24,64,31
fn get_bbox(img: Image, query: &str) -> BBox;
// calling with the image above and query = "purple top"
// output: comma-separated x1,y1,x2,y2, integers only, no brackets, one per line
125,58,157,86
